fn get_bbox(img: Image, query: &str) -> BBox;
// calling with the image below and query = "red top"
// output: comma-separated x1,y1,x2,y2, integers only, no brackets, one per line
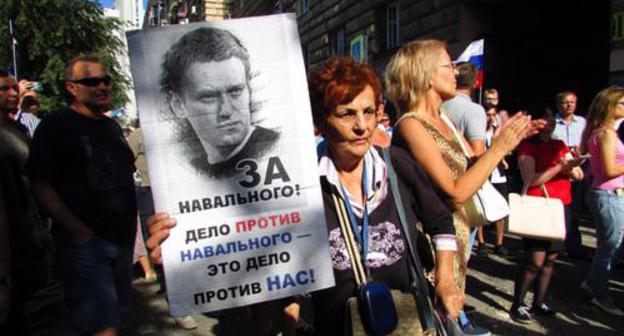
516,139,572,205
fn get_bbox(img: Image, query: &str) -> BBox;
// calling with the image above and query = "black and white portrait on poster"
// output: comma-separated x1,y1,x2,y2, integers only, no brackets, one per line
160,26,280,179
128,14,334,316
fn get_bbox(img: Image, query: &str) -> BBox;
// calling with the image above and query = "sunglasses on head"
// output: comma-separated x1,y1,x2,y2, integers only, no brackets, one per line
68,76,112,87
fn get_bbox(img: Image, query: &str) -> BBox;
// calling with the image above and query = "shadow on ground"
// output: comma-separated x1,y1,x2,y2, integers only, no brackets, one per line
465,224,624,335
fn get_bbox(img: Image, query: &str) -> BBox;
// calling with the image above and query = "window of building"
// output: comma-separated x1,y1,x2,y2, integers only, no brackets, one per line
151,4,159,26
386,3,400,49
329,28,346,56
614,12,624,41
350,33,367,63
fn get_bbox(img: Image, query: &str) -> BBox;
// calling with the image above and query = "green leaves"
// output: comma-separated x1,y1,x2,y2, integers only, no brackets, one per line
0,0,130,114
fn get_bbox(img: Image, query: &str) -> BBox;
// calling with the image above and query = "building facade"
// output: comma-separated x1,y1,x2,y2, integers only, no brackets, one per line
233,0,466,75
612,0,624,86
234,0,610,114
113,0,145,30
308,0,465,76
143,0,234,28
139,0,613,113
104,2,146,119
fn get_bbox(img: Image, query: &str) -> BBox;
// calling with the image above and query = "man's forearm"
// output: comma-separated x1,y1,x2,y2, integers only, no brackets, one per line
32,181,92,242
469,139,486,157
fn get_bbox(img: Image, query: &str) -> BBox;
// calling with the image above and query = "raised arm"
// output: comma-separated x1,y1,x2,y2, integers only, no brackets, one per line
397,112,540,206
518,150,583,188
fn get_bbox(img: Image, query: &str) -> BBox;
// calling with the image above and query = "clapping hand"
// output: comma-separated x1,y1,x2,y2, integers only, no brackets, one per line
492,112,546,153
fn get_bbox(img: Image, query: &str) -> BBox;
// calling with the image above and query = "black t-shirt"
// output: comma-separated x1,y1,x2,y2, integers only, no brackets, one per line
190,126,280,178
311,146,454,335
26,108,136,246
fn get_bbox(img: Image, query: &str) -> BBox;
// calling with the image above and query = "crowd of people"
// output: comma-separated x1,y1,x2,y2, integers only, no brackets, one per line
0,37,623,336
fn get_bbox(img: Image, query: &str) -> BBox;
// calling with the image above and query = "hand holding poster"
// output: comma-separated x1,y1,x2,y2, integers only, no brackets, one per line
127,14,334,316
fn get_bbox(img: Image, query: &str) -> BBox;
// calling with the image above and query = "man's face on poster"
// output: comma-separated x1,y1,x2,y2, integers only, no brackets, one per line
174,57,251,150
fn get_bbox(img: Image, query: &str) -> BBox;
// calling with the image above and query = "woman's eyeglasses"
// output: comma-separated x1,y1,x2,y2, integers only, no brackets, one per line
439,63,457,71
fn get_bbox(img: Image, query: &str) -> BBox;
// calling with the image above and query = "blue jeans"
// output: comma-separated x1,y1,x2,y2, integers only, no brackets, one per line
586,189,624,300
61,237,133,334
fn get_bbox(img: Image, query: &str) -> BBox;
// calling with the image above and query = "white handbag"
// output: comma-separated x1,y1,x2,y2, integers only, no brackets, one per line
440,113,509,227
463,180,510,227
508,183,566,241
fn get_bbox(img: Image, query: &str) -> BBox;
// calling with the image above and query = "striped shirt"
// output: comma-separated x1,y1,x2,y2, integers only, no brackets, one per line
15,111,41,138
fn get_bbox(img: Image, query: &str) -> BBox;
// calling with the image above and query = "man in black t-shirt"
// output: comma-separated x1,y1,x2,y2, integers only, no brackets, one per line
26,56,136,336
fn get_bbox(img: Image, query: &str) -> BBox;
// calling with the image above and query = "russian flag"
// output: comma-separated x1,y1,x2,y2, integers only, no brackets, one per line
456,39,484,88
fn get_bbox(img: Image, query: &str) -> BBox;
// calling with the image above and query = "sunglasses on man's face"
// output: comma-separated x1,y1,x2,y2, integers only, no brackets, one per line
68,76,112,87
0,84,18,92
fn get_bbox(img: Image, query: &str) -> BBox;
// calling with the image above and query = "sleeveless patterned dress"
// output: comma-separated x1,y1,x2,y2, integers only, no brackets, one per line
399,110,471,293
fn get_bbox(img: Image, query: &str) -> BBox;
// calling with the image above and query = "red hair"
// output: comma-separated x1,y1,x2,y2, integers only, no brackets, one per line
308,57,382,126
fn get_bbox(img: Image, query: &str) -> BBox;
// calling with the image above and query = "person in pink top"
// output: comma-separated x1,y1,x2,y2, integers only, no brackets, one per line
579,86,624,316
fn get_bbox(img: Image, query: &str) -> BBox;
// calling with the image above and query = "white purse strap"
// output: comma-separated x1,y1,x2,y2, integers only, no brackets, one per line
332,192,367,286
440,112,474,159
520,176,550,199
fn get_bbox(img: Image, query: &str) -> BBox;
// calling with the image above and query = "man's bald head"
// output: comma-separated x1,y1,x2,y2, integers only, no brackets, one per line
64,55,105,81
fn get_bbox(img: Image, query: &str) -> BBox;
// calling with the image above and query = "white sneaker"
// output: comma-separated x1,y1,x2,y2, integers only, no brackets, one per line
591,298,624,316
174,315,199,330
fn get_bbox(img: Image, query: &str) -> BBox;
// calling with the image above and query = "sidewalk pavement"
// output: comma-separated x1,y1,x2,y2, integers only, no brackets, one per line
465,224,624,336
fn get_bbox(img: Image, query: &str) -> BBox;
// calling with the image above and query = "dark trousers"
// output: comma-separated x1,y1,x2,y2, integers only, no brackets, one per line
567,180,587,254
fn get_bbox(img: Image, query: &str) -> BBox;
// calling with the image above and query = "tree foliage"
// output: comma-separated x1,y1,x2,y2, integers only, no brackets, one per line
0,0,131,113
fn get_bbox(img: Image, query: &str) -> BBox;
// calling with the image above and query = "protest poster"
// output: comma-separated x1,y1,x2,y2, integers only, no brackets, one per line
127,13,335,316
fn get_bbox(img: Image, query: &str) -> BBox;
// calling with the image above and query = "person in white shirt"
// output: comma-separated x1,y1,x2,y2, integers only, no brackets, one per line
15,95,41,138
477,107,510,256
